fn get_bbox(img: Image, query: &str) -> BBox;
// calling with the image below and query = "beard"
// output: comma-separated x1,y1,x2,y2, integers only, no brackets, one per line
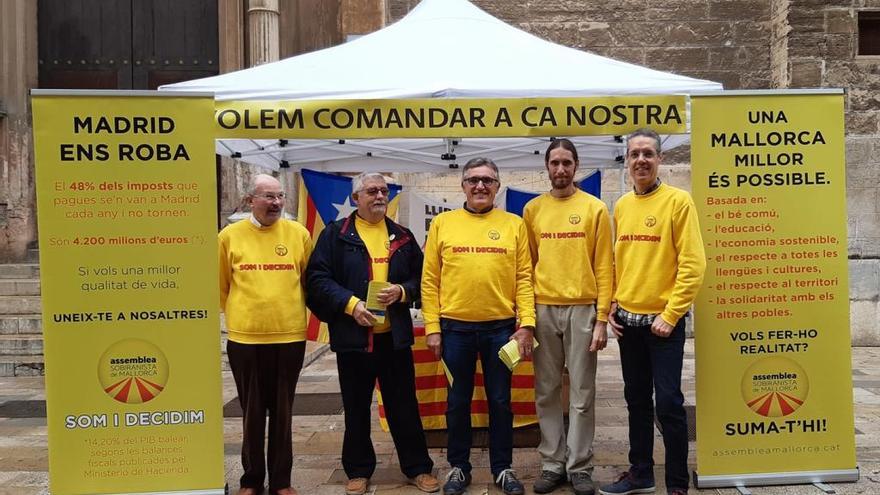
551,176,573,189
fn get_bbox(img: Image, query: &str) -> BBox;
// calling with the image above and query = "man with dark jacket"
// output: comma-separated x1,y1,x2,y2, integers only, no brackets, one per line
306,172,438,495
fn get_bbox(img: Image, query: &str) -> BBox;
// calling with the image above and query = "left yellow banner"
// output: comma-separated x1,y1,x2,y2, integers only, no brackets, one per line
32,93,224,494
214,95,687,138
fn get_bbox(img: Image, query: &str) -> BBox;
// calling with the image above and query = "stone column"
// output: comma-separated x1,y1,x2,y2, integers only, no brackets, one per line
247,0,280,66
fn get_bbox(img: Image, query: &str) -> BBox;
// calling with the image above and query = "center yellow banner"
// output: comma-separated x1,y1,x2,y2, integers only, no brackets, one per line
213,95,686,139
691,92,857,487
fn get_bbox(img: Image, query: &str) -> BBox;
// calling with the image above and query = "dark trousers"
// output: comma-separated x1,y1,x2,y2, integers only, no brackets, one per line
618,317,689,491
441,320,514,477
228,340,306,492
336,332,434,479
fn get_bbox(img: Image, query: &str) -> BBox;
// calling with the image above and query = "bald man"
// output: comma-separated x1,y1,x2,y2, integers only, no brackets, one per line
219,174,313,495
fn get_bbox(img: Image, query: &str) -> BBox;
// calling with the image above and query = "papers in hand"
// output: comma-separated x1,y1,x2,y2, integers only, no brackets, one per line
498,337,540,371
441,359,454,386
365,280,390,324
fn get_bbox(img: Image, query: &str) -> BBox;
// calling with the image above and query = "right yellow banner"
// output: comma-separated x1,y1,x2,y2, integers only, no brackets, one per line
691,92,857,487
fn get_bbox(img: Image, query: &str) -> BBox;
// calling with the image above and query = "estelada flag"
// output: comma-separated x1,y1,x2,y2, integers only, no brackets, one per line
378,325,537,431
296,169,401,342
504,169,601,216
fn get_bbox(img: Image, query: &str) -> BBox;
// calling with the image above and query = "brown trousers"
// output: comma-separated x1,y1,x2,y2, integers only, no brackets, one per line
228,340,306,492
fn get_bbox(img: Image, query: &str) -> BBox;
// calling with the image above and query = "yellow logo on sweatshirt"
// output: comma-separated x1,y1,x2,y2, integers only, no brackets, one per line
644,215,657,227
569,214,581,225
275,244,288,256
488,229,500,240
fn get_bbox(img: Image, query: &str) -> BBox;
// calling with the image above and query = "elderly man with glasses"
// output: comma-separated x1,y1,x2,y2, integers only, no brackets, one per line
219,174,313,495
306,172,439,495
422,157,536,495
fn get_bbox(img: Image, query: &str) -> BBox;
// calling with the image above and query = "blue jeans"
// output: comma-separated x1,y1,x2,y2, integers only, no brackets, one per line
618,315,689,491
441,319,514,477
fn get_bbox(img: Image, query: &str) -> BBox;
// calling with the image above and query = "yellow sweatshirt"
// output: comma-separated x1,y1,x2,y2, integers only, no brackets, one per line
613,183,706,326
218,218,312,344
523,190,614,321
350,215,391,334
421,207,535,334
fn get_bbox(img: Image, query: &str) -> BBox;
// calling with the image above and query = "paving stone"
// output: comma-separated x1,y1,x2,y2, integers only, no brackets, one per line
0,342,877,494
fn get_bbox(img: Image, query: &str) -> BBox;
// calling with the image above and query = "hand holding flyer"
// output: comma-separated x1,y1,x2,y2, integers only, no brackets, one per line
366,280,390,324
498,337,540,371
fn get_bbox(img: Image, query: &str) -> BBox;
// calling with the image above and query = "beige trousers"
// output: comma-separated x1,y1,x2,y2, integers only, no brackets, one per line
533,303,598,475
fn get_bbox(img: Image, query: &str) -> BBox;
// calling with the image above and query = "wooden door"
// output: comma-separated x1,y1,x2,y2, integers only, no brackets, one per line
38,0,219,90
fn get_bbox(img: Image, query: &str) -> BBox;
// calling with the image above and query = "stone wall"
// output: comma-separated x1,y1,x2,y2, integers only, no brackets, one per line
0,0,38,261
774,0,880,344
387,0,773,89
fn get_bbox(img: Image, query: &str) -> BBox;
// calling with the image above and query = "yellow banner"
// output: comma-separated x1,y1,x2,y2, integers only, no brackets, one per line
691,93,856,482
214,95,687,138
33,93,224,494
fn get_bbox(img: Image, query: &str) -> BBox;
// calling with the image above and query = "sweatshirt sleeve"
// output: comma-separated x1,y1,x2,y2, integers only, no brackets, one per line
514,219,536,328
421,218,443,335
218,233,231,312
593,204,614,322
660,195,707,326
522,202,539,269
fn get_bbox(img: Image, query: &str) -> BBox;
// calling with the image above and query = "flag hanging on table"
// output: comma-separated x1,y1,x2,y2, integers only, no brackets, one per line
296,169,401,342
379,324,538,431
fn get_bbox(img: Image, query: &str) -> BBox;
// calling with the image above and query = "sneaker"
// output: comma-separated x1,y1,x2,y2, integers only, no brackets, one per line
442,467,471,495
495,468,525,495
570,472,596,495
533,470,566,493
344,477,369,495
410,472,440,493
598,472,655,495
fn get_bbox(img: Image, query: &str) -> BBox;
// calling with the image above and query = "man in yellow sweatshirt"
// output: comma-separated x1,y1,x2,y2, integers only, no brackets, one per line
524,139,613,495
219,174,312,495
422,157,535,495
599,129,706,495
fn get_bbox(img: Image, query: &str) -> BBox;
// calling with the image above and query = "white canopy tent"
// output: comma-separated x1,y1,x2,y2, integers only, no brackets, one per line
160,0,722,172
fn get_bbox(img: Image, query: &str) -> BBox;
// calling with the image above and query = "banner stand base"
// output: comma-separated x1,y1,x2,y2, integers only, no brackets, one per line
693,467,859,489
108,489,225,495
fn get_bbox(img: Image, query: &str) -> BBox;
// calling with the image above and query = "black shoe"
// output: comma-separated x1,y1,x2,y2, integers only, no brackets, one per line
442,467,471,495
570,472,596,495
495,469,525,495
533,470,566,493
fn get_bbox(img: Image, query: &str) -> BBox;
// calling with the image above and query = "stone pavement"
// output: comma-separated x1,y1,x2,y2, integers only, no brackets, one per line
2,342,880,495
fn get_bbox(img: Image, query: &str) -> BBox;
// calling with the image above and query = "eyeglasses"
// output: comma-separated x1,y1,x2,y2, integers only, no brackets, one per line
462,176,499,187
256,192,285,201
627,149,658,160
360,187,390,196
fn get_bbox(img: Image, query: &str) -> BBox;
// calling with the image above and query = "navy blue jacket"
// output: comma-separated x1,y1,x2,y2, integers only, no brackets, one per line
305,213,423,353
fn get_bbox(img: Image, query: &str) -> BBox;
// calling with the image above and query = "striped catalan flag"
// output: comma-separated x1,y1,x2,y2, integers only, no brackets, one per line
378,324,537,431
296,169,401,342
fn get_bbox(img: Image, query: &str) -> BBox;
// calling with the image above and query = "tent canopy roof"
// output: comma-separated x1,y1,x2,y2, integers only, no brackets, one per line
161,0,721,171
164,0,720,100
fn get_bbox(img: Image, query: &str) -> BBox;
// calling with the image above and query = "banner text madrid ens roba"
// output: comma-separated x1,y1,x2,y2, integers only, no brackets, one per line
32,92,224,494
691,93,856,481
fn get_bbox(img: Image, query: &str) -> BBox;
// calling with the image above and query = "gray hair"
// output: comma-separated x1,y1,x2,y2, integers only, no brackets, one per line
626,128,662,154
461,157,499,179
351,172,387,194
